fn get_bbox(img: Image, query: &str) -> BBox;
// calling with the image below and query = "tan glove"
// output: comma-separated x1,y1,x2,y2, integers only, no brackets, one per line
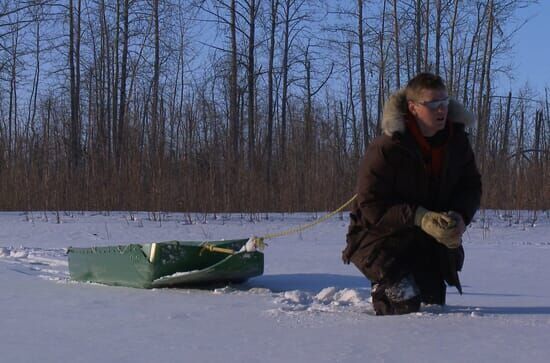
437,211,466,249
415,206,461,248
446,211,465,235
438,234,462,249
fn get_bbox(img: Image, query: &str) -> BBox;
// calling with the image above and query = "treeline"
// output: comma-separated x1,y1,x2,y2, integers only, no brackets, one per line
0,0,547,212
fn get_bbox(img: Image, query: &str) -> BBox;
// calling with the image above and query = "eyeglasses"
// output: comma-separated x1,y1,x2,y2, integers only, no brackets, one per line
417,97,449,110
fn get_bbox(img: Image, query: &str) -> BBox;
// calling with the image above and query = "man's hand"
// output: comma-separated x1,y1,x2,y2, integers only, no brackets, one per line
415,207,463,249
437,211,466,249
446,211,465,235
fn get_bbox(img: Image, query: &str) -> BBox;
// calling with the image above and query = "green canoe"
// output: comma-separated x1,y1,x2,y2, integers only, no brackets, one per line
67,239,264,288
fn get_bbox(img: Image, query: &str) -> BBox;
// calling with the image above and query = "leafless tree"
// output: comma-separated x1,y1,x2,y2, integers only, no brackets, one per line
0,0,545,211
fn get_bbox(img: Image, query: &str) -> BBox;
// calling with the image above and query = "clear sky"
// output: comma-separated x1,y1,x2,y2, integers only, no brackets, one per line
502,1,550,93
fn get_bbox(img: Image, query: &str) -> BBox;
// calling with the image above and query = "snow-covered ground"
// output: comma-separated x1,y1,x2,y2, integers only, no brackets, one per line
1,210,549,363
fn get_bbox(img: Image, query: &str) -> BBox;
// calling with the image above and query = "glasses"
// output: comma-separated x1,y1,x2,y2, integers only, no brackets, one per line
417,97,449,110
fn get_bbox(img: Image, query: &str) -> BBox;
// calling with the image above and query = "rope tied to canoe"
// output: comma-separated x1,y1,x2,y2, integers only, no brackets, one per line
200,243,236,255
200,194,357,255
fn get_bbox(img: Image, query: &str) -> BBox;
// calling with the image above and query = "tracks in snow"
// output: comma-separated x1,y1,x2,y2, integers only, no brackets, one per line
0,246,70,283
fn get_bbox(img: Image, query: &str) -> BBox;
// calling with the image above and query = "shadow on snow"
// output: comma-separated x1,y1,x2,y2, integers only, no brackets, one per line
246,273,369,293
444,305,550,315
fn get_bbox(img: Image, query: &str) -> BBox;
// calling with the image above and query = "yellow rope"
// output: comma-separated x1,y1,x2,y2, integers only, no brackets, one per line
201,194,357,254
251,194,357,250
199,243,236,256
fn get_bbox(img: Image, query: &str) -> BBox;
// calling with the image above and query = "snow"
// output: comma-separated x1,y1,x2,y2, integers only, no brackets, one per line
1,210,550,362
239,237,262,252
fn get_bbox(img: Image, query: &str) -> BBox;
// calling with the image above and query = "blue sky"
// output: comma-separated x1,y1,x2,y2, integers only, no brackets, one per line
502,1,550,93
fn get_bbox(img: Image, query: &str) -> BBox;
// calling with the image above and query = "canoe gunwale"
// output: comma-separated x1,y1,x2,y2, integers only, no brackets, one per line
68,239,264,288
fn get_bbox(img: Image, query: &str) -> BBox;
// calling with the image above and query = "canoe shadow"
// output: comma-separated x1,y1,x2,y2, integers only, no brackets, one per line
244,273,369,293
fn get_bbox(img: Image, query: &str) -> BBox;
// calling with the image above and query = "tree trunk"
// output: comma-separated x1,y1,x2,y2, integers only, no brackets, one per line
117,0,129,172
8,25,20,162
376,0,387,134
533,109,543,164
448,0,459,94
392,0,400,88
281,0,291,161
415,0,422,74
266,0,278,185
303,46,313,209
358,0,370,148
463,2,484,108
151,0,161,164
112,0,120,167
68,0,81,172
347,40,359,159
423,0,429,71
27,18,40,134
475,0,493,170
500,91,512,159
247,0,258,170
229,0,239,167
434,0,441,75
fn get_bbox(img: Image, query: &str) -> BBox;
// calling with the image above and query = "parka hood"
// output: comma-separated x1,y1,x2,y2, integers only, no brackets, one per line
381,89,474,136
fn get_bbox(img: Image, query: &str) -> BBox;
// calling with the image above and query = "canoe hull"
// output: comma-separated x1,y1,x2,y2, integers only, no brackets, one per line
68,239,264,288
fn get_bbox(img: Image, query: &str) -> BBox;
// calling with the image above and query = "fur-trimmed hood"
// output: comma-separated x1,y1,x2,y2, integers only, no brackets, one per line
381,89,474,136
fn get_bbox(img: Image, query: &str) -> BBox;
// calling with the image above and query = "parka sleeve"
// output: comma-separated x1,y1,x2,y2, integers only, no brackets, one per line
355,141,416,234
448,136,482,225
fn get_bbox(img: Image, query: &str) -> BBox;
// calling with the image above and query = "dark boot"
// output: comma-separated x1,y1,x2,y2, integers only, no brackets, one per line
371,275,421,315
411,240,448,306
420,280,446,305
414,269,447,305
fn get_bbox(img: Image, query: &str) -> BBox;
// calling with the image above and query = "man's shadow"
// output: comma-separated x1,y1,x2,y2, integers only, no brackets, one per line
422,289,550,315
439,305,550,315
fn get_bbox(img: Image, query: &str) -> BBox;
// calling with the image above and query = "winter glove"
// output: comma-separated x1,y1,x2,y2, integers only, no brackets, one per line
437,211,466,249
446,211,466,236
414,206,461,248
437,234,462,249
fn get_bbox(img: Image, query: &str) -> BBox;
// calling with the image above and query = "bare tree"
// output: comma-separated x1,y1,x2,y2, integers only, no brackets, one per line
116,0,130,172
347,40,360,159
447,0,459,94
265,0,279,184
357,0,369,148
415,0,421,73
0,0,544,211
475,0,494,170
423,0,429,71
246,0,260,170
392,0,400,88
434,0,442,75
7,19,20,160
462,2,485,109
375,0,388,133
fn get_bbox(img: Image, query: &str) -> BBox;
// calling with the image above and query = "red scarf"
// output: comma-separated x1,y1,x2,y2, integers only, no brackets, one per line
405,116,452,177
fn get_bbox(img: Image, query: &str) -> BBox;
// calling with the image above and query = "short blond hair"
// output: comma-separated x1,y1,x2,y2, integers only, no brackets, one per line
405,73,447,102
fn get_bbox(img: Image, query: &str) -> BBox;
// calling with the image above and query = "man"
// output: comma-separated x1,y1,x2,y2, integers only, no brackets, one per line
342,73,482,315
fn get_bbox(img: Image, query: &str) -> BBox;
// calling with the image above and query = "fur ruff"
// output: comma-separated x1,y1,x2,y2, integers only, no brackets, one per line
381,89,474,136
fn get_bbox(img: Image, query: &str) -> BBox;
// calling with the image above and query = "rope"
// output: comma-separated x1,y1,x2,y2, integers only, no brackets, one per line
264,194,357,240
200,194,357,255
199,243,236,256
252,194,357,250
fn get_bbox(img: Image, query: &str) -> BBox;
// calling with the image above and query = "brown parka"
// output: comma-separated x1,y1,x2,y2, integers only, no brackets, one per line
343,89,482,296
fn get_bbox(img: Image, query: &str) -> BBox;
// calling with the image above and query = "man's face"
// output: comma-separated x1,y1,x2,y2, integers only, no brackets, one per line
407,88,449,137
